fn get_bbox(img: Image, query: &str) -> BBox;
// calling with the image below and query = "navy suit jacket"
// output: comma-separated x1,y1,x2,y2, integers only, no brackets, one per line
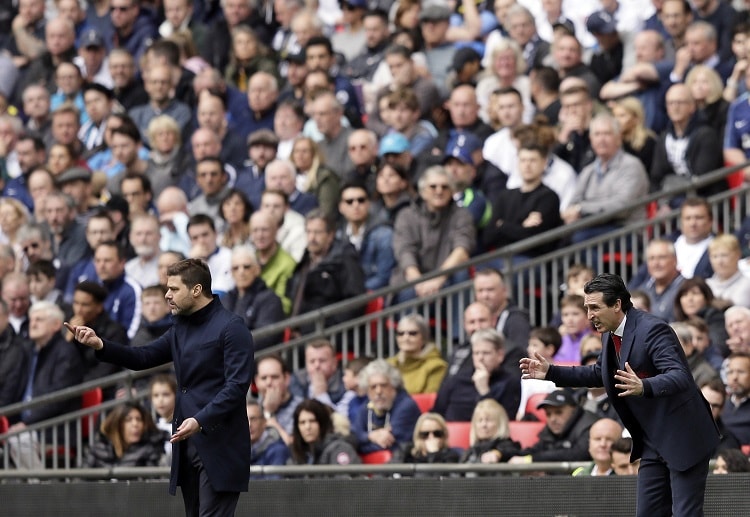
547,309,719,472
96,297,254,494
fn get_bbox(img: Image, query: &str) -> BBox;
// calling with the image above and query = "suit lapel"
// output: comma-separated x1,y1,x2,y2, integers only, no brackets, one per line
619,310,638,366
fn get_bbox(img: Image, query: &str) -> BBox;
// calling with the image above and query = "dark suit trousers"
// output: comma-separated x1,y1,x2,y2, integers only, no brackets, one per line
179,440,240,517
636,439,710,517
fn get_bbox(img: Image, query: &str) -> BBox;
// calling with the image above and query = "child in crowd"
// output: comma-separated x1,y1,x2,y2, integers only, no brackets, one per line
579,333,603,364
517,327,560,420
549,264,595,327
554,294,593,364
686,316,723,371
131,285,172,348
631,289,651,312
341,356,374,426
150,374,177,463
384,88,436,155
27,260,65,307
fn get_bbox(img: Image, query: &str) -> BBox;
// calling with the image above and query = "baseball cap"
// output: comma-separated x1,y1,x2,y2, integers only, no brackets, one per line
378,132,410,156
80,29,105,49
340,0,367,8
586,11,617,35
537,389,577,409
56,166,92,185
552,20,576,36
443,132,481,166
419,2,452,22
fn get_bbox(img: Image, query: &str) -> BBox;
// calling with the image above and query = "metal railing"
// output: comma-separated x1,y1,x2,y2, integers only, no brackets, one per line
1,162,747,471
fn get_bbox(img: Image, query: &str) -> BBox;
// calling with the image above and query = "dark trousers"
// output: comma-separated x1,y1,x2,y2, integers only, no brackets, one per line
636,445,710,517
179,440,240,517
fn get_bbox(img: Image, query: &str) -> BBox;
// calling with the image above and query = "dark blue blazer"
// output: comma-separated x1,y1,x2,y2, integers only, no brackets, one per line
96,297,254,494
548,309,719,472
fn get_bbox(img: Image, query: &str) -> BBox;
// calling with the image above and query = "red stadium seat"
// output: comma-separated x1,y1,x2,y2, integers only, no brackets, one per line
508,421,545,449
361,450,392,464
0,415,8,435
446,421,472,450
524,393,550,423
411,393,437,414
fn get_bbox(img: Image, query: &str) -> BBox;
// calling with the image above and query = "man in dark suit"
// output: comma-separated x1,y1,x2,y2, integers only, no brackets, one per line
67,258,254,516
520,273,719,517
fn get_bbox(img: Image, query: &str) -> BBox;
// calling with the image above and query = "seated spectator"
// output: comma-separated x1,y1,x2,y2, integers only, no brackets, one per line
308,90,354,178
433,328,521,422
223,245,284,351
144,115,188,198
725,306,750,358
85,401,167,468
561,113,649,243
125,213,161,289
441,132,491,231
186,214,234,296
289,399,360,466
722,353,750,444
105,123,149,195
263,159,319,216
150,374,176,463
62,212,114,310
391,166,475,305
341,356,373,427
672,321,720,387
0,299,28,408
686,65,729,144
353,359,421,454
673,276,729,353
255,355,304,445
94,240,142,339
27,260,65,307
9,302,83,469
370,163,412,226
482,129,563,258
290,136,340,216
129,64,191,147
572,418,623,476
610,437,640,475
628,239,685,323
387,314,447,395
555,295,593,364
290,339,347,412
67,280,127,395
337,180,396,290
218,189,253,249
701,378,742,452
249,210,295,314
475,40,532,125
508,389,599,464
131,284,172,348
383,88,436,156
259,189,306,263
687,316,723,372
187,157,232,225
610,97,657,172
287,209,365,332
713,448,750,474
517,327,560,420
248,398,290,478
707,234,750,308
650,83,725,208
461,399,521,464
2,272,31,339
390,412,460,468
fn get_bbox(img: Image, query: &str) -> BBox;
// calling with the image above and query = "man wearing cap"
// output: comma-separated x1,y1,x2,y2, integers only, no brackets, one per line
420,1,457,97
378,132,414,180
57,166,96,220
74,29,113,88
235,129,279,209
79,82,115,152
442,132,491,230
344,9,390,81
586,10,624,86
508,389,600,463
521,273,720,516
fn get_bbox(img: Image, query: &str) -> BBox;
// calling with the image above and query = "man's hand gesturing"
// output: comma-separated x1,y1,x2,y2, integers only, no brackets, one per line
64,322,104,350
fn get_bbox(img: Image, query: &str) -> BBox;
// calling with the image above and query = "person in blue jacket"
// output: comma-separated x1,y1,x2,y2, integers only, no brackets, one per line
67,258,254,517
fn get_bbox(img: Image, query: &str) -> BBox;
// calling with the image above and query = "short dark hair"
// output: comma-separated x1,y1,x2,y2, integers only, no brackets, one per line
384,44,412,60
529,327,562,354
17,133,46,152
363,8,388,23
700,378,726,401
142,284,168,298
75,280,108,303
681,196,712,218
531,65,560,93
583,273,633,312
257,354,290,375
199,87,228,111
150,373,177,394
111,122,141,143
166,258,213,295
95,240,126,261
146,39,181,67
196,156,225,172
26,259,57,279
305,36,333,56
121,172,152,194
611,436,632,455
492,86,522,103
187,213,216,233
304,208,336,233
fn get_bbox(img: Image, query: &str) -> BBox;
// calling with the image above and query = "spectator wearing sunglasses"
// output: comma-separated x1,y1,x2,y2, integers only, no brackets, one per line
386,314,447,395
390,412,460,470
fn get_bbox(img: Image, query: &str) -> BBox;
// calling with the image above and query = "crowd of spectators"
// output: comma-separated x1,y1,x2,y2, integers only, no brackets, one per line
4,0,750,477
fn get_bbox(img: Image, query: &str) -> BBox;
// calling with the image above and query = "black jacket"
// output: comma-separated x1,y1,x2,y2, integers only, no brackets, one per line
85,428,167,468
287,238,366,332
223,277,284,351
520,406,599,463
0,327,29,407
75,311,128,386
461,436,521,463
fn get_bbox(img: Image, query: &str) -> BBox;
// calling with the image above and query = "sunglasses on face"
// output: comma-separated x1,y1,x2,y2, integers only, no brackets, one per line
396,330,419,337
418,429,445,439
342,196,367,205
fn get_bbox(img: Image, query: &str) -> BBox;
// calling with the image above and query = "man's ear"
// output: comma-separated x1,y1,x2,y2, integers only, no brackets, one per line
193,284,202,297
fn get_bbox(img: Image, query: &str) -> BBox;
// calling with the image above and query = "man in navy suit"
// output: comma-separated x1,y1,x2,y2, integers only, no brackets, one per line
521,273,719,517
67,259,254,516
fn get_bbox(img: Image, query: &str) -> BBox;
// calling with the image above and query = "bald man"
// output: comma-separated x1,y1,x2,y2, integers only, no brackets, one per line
573,418,624,476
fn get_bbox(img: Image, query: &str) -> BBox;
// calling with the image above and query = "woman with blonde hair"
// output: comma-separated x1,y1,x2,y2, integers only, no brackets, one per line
387,314,447,394
146,114,185,196
462,399,520,464
611,97,656,171
391,412,460,467
686,65,729,142
224,25,278,92
0,198,30,257
475,38,532,124
290,136,340,215
706,233,750,308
